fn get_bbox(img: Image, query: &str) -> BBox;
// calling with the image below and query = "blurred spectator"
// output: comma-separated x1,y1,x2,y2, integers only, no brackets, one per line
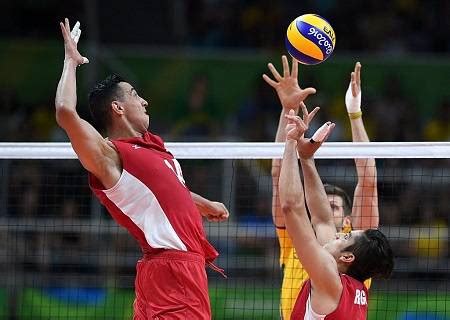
423,98,450,141
8,162,42,218
0,88,25,142
231,77,279,141
372,73,422,141
29,103,55,141
170,73,220,141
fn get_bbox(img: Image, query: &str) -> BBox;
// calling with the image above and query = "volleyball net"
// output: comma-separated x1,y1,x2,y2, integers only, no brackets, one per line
0,142,449,319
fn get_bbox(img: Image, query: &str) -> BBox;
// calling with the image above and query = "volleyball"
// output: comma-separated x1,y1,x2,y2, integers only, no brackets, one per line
285,14,336,65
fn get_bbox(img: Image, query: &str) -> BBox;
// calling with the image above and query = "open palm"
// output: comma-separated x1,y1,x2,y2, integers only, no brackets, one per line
60,18,89,66
263,55,316,110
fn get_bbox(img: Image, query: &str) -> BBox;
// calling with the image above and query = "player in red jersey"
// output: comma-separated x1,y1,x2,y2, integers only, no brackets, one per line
278,106,393,320
55,19,229,319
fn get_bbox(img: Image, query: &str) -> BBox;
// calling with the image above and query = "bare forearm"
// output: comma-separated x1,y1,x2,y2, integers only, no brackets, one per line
350,115,376,189
350,117,369,142
300,157,333,226
271,173,285,227
275,109,294,143
55,59,79,113
279,140,304,210
350,116,376,172
280,141,317,255
272,108,298,226
350,116,379,229
190,191,210,213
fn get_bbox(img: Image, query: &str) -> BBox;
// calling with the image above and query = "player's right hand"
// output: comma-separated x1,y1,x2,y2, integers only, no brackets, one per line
60,18,89,66
297,121,335,159
284,102,320,141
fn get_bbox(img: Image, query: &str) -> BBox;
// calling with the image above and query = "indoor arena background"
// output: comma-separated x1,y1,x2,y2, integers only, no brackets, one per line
0,1,449,319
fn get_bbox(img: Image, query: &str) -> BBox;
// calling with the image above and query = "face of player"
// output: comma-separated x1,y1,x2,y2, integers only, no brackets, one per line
117,82,149,132
323,230,363,259
327,194,346,229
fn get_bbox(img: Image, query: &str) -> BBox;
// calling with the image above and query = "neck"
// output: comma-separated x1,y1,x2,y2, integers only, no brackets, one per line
107,126,144,140
337,262,349,275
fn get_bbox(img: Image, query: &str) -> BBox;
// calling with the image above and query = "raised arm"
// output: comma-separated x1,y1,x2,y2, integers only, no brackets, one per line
263,55,316,228
279,111,341,305
345,62,378,229
55,18,120,188
287,103,336,245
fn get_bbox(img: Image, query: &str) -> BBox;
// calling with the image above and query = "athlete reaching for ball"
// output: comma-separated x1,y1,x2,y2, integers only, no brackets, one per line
263,56,379,319
279,106,393,320
55,19,229,320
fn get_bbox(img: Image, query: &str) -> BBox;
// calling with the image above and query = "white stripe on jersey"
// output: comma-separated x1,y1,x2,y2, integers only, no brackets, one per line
305,294,326,320
103,169,187,251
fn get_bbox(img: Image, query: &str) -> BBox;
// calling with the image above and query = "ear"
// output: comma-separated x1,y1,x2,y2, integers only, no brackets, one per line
111,101,124,115
339,252,355,264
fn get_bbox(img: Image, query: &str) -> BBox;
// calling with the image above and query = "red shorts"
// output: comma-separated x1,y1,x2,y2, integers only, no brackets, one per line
133,250,211,320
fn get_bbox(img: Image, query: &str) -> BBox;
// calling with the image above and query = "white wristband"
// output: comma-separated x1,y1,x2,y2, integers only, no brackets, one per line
345,83,361,113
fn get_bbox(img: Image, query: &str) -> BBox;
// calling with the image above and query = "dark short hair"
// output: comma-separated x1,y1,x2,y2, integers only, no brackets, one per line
344,229,394,282
324,184,352,216
88,74,126,132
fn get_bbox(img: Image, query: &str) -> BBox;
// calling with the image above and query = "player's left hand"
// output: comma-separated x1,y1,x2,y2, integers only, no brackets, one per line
201,202,230,222
263,55,316,111
345,62,362,113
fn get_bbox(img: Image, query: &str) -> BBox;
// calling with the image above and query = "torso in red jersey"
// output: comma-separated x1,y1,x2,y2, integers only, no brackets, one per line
89,131,218,262
291,274,368,320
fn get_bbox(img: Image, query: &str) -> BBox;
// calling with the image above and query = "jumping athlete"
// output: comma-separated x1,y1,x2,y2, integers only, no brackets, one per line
263,56,379,319
55,19,229,319
279,106,393,319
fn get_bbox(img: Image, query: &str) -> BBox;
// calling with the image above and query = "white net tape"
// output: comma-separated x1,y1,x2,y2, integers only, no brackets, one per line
0,142,449,159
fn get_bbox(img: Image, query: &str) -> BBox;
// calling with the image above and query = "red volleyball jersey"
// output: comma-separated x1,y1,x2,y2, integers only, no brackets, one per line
291,274,368,320
89,131,218,263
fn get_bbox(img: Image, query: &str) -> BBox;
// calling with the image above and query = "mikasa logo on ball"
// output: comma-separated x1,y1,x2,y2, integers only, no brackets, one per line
323,25,335,43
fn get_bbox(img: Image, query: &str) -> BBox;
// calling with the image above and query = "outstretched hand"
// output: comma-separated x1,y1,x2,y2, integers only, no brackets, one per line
284,102,335,158
345,62,362,113
60,18,89,66
297,121,335,159
263,55,316,111
284,102,320,141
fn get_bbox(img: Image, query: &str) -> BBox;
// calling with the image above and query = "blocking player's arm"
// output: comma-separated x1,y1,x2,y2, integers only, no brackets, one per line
345,62,379,229
300,157,336,246
190,192,229,222
263,55,316,228
279,138,341,309
271,107,290,228
55,18,121,188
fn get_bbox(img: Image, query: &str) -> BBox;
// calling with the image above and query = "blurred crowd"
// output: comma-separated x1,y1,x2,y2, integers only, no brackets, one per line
0,73,448,143
4,0,450,53
181,0,450,53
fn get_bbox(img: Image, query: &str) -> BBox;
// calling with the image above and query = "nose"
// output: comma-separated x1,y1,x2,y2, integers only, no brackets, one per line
142,98,148,108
